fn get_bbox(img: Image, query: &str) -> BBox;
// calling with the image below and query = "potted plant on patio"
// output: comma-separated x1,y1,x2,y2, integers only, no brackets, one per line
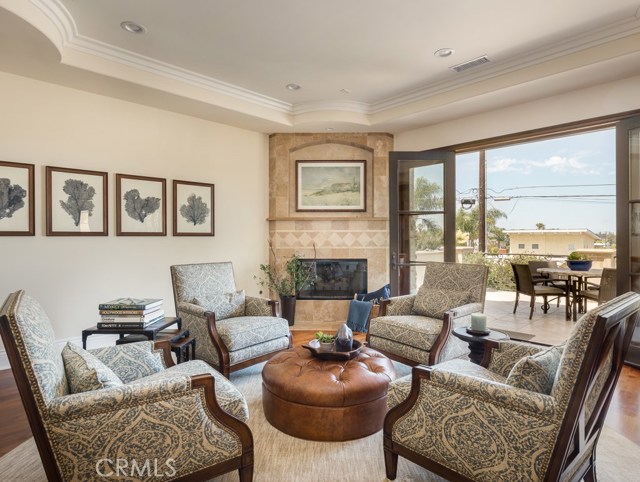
566,251,593,271
256,244,315,326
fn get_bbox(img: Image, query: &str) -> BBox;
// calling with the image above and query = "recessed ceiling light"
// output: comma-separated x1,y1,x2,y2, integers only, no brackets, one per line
121,21,147,34
434,48,455,58
286,83,301,91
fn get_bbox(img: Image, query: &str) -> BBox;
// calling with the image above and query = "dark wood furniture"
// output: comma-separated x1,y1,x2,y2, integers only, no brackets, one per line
81,316,181,348
451,326,509,364
116,328,196,363
383,292,640,482
262,346,396,441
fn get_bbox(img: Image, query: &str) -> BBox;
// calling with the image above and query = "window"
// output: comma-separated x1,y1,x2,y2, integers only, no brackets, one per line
568,244,575,251
532,243,539,250
518,243,525,249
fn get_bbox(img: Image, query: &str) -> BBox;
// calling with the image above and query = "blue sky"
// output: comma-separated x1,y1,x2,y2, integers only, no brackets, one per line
456,128,616,233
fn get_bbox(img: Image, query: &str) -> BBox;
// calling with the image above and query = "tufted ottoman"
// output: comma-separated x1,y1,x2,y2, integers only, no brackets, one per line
262,345,396,441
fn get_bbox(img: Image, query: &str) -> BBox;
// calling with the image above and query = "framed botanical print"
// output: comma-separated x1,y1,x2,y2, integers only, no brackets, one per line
296,160,366,212
0,160,35,235
116,174,167,236
46,166,108,236
173,180,214,236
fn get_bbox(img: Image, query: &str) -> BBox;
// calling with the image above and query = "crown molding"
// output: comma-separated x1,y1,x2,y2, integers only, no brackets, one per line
20,0,640,124
371,15,640,114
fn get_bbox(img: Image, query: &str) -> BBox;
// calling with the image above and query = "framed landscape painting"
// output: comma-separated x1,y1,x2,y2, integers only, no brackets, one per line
296,160,366,212
173,180,214,236
0,161,35,235
116,174,167,236
46,166,108,236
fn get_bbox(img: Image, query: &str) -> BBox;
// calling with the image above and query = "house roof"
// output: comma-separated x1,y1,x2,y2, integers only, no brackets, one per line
505,229,600,240
0,1,639,133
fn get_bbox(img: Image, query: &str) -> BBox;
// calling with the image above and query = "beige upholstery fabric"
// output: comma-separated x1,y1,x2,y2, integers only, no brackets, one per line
369,261,488,365
1,290,252,481
89,341,164,383
506,344,564,394
194,289,246,320
412,288,469,318
385,292,638,482
171,262,291,371
61,342,122,393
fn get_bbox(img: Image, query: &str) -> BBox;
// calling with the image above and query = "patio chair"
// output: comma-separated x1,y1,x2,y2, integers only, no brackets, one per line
383,291,640,481
581,267,617,306
512,263,569,320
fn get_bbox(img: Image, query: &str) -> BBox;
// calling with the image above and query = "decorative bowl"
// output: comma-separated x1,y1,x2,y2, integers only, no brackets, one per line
567,260,593,271
303,339,363,360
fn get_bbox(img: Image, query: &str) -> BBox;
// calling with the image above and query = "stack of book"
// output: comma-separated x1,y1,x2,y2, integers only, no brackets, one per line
97,297,164,329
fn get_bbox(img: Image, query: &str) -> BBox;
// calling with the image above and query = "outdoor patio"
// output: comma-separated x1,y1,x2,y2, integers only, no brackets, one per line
484,289,580,346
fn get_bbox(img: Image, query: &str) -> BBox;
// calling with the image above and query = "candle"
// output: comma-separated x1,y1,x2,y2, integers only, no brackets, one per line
471,313,487,332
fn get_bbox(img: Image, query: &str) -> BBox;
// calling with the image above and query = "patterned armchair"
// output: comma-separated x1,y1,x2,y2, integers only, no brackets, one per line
367,261,488,366
170,262,292,378
384,291,640,482
0,290,254,482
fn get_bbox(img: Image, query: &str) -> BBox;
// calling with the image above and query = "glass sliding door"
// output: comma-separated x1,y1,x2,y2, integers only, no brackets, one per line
389,150,455,296
617,115,640,367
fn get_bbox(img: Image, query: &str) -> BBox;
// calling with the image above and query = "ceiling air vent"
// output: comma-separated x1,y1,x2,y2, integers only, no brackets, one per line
450,55,490,73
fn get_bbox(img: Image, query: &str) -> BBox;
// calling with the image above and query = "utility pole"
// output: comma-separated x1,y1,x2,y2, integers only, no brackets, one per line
479,150,486,253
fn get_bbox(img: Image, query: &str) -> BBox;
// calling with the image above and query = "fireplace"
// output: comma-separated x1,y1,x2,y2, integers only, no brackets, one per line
298,259,367,300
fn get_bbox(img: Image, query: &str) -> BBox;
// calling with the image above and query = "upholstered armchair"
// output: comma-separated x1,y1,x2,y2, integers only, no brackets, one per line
384,291,640,482
170,262,292,377
0,290,254,482
367,261,488,366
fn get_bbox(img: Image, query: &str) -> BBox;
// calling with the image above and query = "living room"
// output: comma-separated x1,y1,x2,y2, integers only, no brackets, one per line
1,1,640,481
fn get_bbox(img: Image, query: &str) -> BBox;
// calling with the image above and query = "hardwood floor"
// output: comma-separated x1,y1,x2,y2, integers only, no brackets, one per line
0,330,638,458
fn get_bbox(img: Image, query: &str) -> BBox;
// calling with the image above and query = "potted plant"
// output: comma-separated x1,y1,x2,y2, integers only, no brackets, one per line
314,331,335,351
256,244,315,326
566,251,593,271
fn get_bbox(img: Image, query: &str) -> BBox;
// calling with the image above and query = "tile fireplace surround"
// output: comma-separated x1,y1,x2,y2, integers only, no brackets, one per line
268,133,393,325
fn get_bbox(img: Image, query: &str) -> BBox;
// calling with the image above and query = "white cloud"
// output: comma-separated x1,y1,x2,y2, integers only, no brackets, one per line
487,155,600,175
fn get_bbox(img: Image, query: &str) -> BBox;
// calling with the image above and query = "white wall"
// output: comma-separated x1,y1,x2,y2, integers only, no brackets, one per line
0,72,269,364
395,74,640,151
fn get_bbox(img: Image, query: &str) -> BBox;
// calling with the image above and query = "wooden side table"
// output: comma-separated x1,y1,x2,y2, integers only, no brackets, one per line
452,326,509,365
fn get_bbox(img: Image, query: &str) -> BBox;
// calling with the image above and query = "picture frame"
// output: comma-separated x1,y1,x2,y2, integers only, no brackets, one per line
0,160,35,236
296,160,366,212
46,166,108,236
116,174,167,236
173,180,214,236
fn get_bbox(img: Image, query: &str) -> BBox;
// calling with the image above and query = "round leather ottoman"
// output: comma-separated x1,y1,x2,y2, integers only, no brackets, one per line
262,345,396,441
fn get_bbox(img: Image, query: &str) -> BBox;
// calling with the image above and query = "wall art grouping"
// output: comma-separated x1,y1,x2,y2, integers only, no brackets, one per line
0,160,214,237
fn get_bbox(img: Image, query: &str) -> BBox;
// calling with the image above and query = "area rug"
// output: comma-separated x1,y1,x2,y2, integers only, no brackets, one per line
498,329,537,342
0,363,637,481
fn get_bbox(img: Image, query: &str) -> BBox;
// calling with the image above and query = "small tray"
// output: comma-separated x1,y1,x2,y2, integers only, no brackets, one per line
466,327,490,336
302,339,363,360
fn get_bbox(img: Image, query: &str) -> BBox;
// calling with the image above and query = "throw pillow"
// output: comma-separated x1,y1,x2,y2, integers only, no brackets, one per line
194,290,246,320
62,342,123,394
356,284,391,304
411,287,469,319
90,341,165,383
506,344,565,395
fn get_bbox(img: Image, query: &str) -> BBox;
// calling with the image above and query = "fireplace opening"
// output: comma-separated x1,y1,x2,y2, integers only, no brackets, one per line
298,259,367,300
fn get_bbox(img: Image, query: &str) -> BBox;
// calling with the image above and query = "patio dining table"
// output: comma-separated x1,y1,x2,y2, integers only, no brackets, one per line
538,267,603,321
